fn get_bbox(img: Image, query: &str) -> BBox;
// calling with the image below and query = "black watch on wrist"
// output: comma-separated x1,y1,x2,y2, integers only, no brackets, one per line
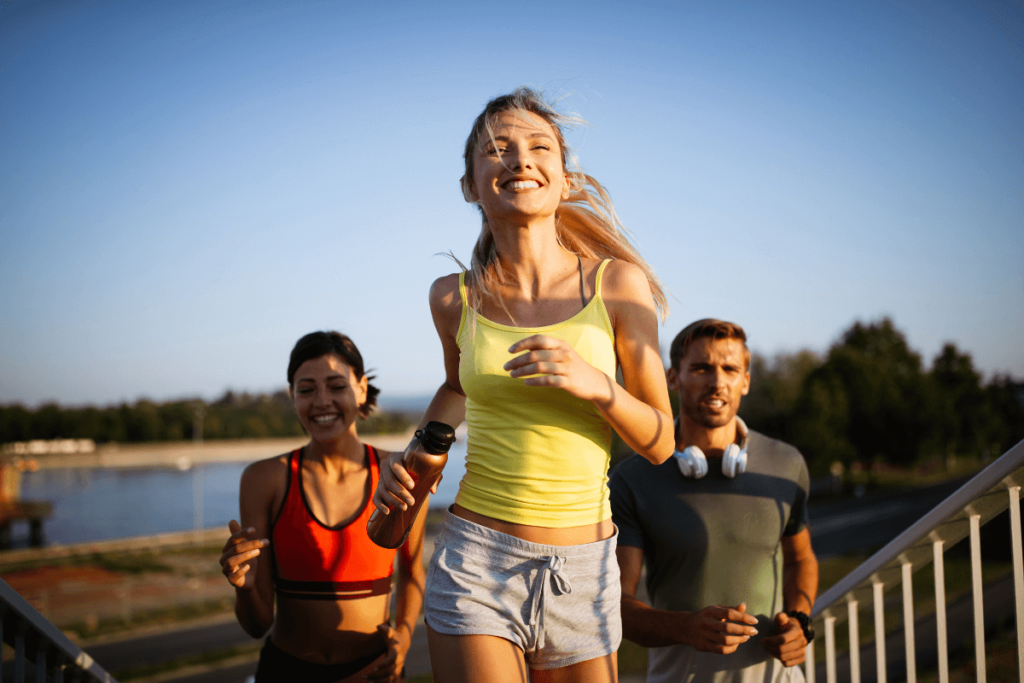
786,610,814,642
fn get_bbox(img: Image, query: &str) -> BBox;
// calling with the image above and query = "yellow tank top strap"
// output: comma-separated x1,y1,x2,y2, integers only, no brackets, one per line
594,259,612,299
457,271,469,341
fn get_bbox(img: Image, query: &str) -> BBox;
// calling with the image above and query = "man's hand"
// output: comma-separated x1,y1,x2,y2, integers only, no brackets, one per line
678,603,759,654
762,612,807,666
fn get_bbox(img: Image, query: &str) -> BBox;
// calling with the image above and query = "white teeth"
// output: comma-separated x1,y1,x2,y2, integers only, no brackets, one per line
505,180,540,190
312,415,338,424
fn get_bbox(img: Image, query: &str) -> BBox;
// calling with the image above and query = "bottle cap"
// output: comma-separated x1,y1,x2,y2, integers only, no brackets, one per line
415,421,456,454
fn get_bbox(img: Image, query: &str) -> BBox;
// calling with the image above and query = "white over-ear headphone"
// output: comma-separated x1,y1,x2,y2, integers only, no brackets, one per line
674,417,749,479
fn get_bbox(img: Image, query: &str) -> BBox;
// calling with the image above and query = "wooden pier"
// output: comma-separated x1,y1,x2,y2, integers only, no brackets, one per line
0,500,53,548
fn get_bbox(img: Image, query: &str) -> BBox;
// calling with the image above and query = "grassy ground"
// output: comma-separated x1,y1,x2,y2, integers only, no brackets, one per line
0,543,236,641
843,456,989,494
66,598,235,643
918,613,1020,683
0,548,175,575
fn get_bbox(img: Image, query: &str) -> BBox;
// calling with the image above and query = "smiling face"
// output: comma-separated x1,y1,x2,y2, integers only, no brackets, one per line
468,109,569,224
668,337,751,430
290,354,368,441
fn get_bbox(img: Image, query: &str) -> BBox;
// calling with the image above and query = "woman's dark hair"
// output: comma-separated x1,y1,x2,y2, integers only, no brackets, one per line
287,331,379,418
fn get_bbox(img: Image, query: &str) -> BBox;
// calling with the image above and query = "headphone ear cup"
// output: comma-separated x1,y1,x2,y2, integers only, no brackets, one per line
675,446,708,478
722,443,747,478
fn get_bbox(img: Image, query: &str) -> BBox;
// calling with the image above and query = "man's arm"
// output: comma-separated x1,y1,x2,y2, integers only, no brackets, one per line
783,528,818,614
763,528,818,666
617,545,758,653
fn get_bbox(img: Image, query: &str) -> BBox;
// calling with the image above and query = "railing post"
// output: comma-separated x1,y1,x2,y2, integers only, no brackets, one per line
805,634,816,683
1008,485,1023,682
932,538,948,683
825,612,837,683
873,580,887,683
36,643,47,683
52,653,67,683
848,599,860,683
16,620,27,683
901,559,916,683
969,512,986,683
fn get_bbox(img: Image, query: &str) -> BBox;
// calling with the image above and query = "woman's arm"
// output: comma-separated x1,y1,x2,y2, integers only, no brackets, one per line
373,274,466,513
390,502,429,672
505,261,675,464
219,459,279,637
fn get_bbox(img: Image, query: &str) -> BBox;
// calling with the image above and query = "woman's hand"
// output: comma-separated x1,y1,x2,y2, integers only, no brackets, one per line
364,622,411,682
219,520,268,591
505,334,614,405
372,448,416,515
371,446,445,517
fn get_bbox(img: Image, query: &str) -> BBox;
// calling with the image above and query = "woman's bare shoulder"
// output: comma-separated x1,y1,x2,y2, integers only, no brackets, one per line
429,273,464,333
429,273,462,308
241,453,291,492
600,260,654,304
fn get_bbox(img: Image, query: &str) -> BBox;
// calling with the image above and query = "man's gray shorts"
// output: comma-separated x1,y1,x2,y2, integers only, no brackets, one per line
424,510,622,670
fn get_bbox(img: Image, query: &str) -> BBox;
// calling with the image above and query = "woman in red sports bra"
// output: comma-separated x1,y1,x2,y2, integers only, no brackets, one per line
218,331,426,683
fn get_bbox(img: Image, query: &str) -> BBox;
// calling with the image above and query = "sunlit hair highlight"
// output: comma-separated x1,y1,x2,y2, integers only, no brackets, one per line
458,87,668,322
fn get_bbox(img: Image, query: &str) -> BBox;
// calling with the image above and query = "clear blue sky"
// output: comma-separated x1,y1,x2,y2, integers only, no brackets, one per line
1,0,1021,407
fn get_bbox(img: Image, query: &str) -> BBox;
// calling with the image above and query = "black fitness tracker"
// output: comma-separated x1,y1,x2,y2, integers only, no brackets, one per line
786,610,815,642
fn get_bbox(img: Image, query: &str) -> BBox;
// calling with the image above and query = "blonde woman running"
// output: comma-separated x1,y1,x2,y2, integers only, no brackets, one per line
373,88,674,683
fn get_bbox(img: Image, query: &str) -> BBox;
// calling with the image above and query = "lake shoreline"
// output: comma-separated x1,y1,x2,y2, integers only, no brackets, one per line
18,432,419,470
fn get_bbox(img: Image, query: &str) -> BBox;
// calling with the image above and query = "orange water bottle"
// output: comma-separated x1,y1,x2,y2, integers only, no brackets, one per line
367,421,456,549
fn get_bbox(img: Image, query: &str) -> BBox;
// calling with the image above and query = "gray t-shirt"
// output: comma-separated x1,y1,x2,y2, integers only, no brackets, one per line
609,430,810,683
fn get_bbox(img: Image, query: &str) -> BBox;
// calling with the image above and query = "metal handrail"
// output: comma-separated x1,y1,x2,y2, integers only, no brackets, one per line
806,438,1024,683
1,577,116,682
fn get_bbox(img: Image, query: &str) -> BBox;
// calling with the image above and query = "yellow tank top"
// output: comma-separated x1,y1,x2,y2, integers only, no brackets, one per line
455,260,617,527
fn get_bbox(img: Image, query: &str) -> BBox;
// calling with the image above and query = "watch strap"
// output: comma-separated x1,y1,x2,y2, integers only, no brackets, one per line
786,610,814,642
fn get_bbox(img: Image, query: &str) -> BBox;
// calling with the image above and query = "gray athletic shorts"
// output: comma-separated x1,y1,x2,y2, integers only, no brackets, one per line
424,510,622,670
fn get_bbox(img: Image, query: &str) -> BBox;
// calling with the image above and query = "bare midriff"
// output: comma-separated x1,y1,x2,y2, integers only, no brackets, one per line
452,503,614,546
272,593,388,664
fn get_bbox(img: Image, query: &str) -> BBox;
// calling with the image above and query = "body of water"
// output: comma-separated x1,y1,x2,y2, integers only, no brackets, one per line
15,442,469,547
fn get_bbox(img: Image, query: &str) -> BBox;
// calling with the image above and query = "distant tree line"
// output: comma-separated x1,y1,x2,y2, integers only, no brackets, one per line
0,390,414,445
739,318,1024,475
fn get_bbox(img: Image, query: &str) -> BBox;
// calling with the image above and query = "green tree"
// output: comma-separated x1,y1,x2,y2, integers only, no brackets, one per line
930,343,988,458
791,318,936,471
741,349,820,442
980,375,1024,457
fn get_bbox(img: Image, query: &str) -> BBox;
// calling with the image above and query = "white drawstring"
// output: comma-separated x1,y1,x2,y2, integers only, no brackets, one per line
527,555,572,652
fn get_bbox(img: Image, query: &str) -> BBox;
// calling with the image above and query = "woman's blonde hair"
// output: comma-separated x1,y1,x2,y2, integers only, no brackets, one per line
459,87,668,321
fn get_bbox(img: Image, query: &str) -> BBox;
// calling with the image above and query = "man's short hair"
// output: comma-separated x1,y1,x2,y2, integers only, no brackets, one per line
669,319,750,371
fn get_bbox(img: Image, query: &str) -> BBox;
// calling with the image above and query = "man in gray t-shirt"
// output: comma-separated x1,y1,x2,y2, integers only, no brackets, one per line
610,319,818,683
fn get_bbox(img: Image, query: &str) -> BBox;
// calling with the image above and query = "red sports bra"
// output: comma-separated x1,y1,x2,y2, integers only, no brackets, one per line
271,445,395,600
